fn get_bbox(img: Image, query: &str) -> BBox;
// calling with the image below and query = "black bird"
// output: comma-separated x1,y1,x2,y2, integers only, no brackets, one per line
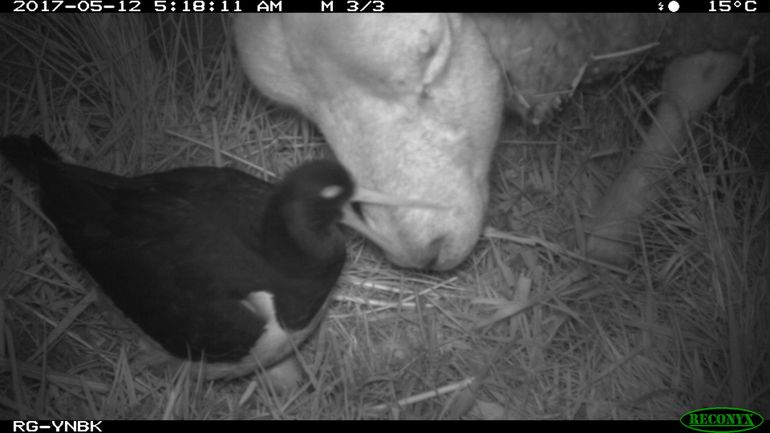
0,135,438,379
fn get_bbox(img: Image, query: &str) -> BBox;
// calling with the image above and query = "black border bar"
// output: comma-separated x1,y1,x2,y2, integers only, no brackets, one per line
3,0,761,13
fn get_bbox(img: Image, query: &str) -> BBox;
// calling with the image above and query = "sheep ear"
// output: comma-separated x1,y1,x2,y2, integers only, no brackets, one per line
420,14,453,87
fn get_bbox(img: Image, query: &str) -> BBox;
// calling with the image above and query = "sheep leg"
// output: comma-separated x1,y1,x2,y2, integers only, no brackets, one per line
586,51,742,266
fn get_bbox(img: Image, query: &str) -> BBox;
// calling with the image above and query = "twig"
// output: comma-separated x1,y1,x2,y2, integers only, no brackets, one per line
0,357,110,393
591,42,659,61
367,377,476,412
483,226,629,275
165,130,276,179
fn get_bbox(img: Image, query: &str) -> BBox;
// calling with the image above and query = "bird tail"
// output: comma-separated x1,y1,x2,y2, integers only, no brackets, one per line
0,135,62,182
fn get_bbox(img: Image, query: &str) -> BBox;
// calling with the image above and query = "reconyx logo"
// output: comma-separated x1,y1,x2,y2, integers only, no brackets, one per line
680,407,764,433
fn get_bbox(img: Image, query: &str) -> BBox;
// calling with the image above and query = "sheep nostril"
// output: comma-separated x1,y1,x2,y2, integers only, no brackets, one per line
422,235,446,270
351,202,364,219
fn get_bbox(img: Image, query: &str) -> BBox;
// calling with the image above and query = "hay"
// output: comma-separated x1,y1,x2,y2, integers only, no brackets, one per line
1,15,768,419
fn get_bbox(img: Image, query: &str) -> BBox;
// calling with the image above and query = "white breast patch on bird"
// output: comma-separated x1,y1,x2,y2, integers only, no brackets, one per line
240,291,291,362
203,290,325,380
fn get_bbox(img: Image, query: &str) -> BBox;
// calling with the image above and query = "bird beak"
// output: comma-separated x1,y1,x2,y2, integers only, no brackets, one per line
339,186,448,250
350,187,449,210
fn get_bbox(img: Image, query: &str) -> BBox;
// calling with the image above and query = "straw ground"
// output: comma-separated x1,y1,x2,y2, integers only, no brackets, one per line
1,15,768,419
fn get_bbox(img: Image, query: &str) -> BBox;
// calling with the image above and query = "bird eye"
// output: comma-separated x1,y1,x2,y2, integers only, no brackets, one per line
320,185,343,199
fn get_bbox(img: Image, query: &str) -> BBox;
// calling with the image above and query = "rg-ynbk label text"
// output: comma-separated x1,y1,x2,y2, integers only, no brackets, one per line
12,421,102,433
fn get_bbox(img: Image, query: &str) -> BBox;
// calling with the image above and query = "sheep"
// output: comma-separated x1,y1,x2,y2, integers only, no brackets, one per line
234,13,769,269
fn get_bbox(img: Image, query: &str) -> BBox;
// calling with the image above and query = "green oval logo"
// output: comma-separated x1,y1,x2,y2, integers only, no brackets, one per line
680,407,765,433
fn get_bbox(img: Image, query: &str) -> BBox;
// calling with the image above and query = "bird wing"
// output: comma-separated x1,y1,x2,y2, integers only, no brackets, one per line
69,191,282,362
33,163,285,361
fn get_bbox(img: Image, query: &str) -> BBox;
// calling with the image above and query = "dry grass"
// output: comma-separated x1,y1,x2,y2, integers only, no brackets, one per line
1,15,768,420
